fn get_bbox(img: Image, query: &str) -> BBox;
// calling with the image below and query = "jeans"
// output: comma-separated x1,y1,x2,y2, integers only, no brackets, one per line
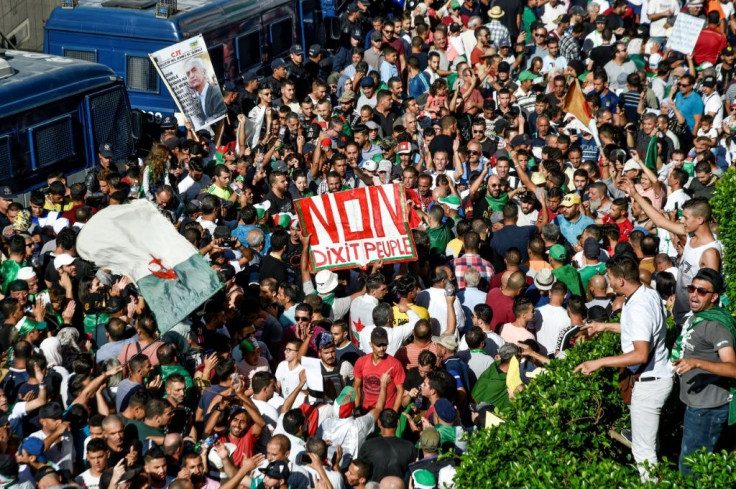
630,376,673,482
679,403,730,475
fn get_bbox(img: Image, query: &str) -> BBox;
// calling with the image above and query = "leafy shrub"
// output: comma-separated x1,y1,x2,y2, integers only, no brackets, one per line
455,332,736,487
711,167,736,312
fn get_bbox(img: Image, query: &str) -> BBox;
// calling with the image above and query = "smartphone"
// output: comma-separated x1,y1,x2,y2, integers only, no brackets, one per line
278,126,287,141
297,453,312,465
38,291,51,306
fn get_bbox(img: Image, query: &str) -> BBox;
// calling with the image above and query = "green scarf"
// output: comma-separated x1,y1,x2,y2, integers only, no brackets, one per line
671,307,736,360
484,192,509,212
671,307,736,425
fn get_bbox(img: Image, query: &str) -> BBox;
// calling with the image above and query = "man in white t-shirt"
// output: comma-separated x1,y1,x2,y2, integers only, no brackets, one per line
645,0,680,42
536,282,572,356
75,438,109,489
177,157,211,204
575,256,673,482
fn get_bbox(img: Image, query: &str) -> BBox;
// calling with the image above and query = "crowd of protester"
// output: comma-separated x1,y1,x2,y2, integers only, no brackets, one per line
1,0,736,487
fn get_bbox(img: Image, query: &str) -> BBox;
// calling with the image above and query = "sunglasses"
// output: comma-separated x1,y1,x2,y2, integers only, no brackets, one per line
469,150,481,155
295,316,311,322
687,285,714,296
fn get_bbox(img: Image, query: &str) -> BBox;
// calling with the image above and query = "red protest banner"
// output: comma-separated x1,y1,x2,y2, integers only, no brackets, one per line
294,184,417,271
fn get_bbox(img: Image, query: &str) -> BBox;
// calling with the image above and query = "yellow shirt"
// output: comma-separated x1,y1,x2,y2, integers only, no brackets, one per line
44,198,74,212
392,304,429,327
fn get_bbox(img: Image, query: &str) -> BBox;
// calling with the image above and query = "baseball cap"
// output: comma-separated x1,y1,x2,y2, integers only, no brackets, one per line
339,89,356,102
696,61,714,72
622,159,641,173
693,267,724,293
418,427,440,451
98,143,113,158
703,75,717,88
595,14,607,23
432,333,458,351
160,116,176,129
559,193,581,207
260,461,290,480
498,38,511,48
434,398,456,422
371,327,389,347
20,437,47,463
290,45,303,55
363,160,378,172
549,244,567,261
518,70,536,82
370,31,383,42
347,2,359,13
397,141,412,154
351,28,363,40
490,211,504,224
364,120,380,130
438,195,461,210
0,186,17,200
378,159,393,173
360,77,375,87
271,58,287,70
722,46,735,56
583,237,601,260
531,172,546,185
511,134,530,147
308,44,322,57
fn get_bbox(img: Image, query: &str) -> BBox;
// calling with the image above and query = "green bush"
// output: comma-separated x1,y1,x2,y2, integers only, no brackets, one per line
454,332,736,488
712,167,736,312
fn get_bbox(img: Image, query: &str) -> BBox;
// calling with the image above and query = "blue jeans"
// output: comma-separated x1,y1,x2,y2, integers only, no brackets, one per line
679,403,729,475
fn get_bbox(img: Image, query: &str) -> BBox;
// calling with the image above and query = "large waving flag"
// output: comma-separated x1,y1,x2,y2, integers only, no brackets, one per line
76,200,221,333
564,79,593,127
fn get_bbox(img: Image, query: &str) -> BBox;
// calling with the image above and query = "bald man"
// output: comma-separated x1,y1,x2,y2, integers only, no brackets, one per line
486,271,526,333
585,274,611,310
379,476,405,489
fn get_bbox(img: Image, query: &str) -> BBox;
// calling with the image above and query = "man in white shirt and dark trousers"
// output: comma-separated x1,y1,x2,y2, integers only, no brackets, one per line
575,255,672,482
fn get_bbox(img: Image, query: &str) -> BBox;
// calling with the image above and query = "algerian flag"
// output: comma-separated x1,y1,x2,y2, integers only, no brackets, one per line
76,200,221,333
644,133,658,171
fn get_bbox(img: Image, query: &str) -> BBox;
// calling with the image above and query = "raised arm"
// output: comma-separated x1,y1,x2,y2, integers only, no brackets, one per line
619,177,685,235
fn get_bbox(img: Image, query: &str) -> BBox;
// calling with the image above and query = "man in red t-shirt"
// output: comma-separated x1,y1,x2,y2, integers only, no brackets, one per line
601,198,633,242
694,11,728,65
485,271,525,332
354,327,406,412
222,398,267,466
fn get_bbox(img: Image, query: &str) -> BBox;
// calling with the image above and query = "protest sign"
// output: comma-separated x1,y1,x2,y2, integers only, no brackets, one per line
295,184,417,271
149,35,227,131
668,14,705,55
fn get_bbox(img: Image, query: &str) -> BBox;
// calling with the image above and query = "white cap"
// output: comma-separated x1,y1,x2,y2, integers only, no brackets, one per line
623,159,641,173
378,159,393,173
363,160,378,172
54,253,75,269
17,267,36,281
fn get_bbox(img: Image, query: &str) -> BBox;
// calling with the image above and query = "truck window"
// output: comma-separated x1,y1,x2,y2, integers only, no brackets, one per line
0,134,12,181
30,114,77,170
126,55,158,92
209,45,225,81
63,48,97,63
270,18,293,58
237,31,261,72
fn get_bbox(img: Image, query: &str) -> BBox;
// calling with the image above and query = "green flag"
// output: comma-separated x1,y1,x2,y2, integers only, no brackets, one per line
644,134,658,171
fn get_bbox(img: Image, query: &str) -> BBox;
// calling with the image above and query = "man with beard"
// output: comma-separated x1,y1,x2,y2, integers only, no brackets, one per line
472,175,508,222
144,447,171,489
312,332,353,401
584,182,612,221
180,450,263,489
553,194,595,249
205,395,267,467
164,375,194,439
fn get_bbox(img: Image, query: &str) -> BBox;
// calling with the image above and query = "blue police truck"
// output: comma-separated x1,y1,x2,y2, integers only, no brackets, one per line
44,0,328,126
0,50,134,198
